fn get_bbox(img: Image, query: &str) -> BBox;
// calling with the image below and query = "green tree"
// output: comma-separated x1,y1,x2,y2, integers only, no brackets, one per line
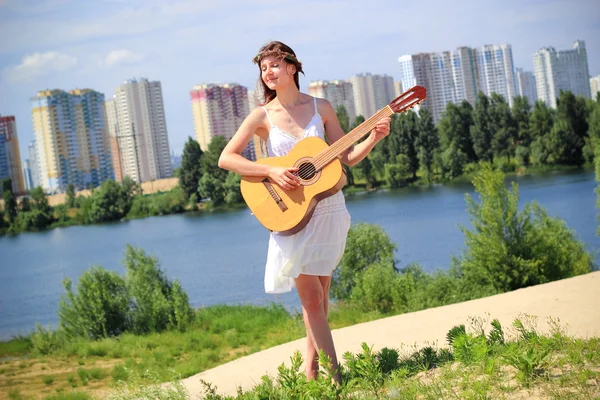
353,157,377,189
529,101,555,165
1,178,17,224
198,172,225,206
19,196,31,212
438,101,476,162
546,119,583,165
0,209,6,230
86,180,127,223
470,93,494,163
512,96,532,147
530,100,555,141
384,154,411,188
14,186,53,231
584,101,600,163
30,186,52,215
124,245,194,334
202,135,228,182
223,171,242,205
440,141,468,179
336,105,350,133
557,91,589,140
554,91,587,165
179,137,204,199
458,166,592,292
416,108,440,182
58,267,130,339
489,93,517,162
397,111,420,179
331,223,396,300
66,184,76,208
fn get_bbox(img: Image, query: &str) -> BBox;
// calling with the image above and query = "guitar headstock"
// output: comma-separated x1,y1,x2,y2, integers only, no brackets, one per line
389,85,427,113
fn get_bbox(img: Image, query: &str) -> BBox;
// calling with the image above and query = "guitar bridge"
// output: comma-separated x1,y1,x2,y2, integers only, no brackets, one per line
262,179,288,212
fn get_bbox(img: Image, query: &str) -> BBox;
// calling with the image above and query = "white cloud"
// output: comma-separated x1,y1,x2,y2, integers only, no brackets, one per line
3,51,77,82
105,49,145,67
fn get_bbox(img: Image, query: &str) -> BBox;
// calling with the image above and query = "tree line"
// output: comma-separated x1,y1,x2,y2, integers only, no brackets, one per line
341,90,600,189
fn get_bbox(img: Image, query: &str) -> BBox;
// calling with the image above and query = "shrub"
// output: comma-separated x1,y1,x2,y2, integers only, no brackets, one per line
30,324,66,355
350,263,398,313
457,166,592,292
58,267,129,340
124,246,194,334
332,223,396,300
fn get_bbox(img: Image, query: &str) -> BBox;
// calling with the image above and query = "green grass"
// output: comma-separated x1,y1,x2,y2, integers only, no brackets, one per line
5,306,597,399
105,317,600,400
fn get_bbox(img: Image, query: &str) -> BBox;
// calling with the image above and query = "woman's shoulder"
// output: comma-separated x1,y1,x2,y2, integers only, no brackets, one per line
244,107,271,134
313,97,335,117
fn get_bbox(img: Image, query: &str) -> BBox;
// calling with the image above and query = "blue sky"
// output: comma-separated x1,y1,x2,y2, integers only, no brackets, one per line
0,0,599,160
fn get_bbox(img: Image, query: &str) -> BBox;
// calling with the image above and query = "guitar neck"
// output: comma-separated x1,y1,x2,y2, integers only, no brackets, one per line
313,105,395,170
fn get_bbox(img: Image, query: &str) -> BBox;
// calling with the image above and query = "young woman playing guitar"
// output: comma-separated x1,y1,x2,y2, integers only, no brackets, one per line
218,40,391,383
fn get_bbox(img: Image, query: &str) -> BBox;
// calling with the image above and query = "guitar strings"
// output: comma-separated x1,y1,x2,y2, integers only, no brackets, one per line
290,107,390,181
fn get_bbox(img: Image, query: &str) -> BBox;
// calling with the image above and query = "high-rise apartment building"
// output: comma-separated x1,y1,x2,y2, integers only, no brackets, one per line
399,44,516,122
516,68,538,106
394,81,403,97
190,83,254,160
452,47,479,106
0,115,25,194
104,99,123,182
27,141,39,189
534,40,591,108
348,73,395,119
308,80,357,121
589,75,600,98
105,78,173,183
399,52,457,123
475,44,517,107
23,159,34,191
31,89,113,193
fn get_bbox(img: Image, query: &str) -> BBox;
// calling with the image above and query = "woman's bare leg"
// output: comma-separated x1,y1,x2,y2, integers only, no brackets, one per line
296,274,338,381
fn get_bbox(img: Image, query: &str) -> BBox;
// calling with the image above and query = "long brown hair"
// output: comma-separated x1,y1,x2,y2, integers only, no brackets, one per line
253,41,304,105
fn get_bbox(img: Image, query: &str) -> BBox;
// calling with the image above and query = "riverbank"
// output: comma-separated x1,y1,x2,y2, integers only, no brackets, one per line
3,271,596,399
2,164,594,239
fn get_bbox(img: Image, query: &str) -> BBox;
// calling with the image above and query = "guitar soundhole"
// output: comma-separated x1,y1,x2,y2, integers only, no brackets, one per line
297,162,316,180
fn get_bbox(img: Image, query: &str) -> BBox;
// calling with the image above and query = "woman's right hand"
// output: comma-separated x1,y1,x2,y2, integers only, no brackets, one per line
268,166,301,191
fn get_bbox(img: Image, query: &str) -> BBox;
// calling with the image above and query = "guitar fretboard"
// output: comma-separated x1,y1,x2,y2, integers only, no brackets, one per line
312,106,394,170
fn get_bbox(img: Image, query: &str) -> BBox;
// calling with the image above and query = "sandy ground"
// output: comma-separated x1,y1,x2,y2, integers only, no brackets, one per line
179,271,600,397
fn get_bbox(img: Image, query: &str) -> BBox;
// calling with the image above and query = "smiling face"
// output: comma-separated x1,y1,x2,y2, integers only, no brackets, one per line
253,41,303,105
260,56,296,90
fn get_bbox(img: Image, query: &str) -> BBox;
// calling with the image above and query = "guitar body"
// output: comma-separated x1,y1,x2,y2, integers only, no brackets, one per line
240,136,345,236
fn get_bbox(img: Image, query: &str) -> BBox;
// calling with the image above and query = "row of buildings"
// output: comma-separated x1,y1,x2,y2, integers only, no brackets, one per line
0,40,598,196
397,40,593,123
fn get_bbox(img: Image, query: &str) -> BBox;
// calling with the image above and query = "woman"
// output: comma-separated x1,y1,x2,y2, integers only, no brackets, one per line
218,41,390,382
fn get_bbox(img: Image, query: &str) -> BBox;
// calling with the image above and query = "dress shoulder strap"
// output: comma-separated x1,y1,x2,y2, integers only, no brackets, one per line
262,106,274,126
313,96,318,114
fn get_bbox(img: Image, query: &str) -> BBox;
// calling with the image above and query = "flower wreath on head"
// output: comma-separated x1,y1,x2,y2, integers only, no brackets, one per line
252,48,304,74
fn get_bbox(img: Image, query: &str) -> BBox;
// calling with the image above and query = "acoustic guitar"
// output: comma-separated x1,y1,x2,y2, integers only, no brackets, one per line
240,85,426,235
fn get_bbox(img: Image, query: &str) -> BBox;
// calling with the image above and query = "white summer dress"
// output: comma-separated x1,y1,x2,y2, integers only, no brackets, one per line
262,97,351,294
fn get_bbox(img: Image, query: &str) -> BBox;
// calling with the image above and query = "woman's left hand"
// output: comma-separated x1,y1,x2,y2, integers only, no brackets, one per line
370,117,391,142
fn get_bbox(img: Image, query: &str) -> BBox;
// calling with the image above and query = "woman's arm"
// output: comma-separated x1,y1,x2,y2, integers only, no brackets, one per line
218,108,271,176
320,99,390,167
218,108,300,190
